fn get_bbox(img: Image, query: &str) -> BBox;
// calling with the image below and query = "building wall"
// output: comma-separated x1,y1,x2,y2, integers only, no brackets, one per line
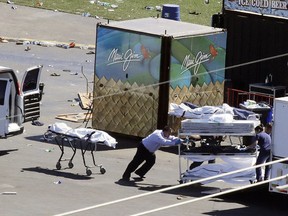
223,11,288,91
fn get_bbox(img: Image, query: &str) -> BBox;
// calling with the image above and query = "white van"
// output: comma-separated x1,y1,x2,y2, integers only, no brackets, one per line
0,65,43,138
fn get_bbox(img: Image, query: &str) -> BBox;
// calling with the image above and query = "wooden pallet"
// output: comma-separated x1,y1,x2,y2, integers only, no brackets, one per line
55,112,92,123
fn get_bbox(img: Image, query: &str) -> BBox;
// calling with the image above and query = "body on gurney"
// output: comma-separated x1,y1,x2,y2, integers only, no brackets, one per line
182,135,226,170
44,122,117,176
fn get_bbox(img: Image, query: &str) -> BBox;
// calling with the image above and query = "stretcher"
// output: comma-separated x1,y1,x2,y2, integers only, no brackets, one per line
43,122,117,176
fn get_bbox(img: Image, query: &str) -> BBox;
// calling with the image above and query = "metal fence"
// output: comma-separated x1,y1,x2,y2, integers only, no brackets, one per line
226,88,274,108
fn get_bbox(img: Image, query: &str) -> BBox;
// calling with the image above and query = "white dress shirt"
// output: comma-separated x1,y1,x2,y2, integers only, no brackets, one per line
142,129,179,153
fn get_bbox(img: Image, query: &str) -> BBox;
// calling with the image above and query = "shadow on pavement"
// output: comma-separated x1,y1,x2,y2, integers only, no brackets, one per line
115,179,288,216
204,183,288,216
25,133,141,151
0,148,18,156
21,166,93,180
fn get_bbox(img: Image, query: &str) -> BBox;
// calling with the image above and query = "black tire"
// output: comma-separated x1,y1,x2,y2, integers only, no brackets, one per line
56,162,61,170
100,167,106,174
86,169,92,176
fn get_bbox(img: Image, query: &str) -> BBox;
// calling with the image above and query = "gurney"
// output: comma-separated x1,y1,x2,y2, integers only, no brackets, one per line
43,122,117,176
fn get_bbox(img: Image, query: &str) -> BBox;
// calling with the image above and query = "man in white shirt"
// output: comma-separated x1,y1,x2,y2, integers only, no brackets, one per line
121,126,182,181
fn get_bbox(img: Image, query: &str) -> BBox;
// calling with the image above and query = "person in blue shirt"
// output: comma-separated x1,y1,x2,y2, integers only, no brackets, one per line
248,123,272,182
121,126,182,181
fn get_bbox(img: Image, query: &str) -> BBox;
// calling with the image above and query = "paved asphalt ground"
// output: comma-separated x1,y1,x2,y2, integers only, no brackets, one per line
1,2,288,216
0,2,100,46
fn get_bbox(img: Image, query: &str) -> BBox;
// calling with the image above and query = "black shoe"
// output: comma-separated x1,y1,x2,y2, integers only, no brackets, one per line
132,177,144,182
120,177,130,182
134,172,145,179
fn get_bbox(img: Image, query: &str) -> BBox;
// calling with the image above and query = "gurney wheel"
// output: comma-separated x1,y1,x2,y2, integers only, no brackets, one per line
86,169,92,176
179,179,187,184
68,162,74,169
100,167,106,174
56,162,61,170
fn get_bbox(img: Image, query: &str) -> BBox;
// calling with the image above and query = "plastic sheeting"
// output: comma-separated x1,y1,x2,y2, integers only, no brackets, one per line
182,154,257,184
48,122,118,148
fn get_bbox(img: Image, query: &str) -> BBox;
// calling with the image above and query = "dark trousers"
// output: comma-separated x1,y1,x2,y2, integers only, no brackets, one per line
122,142,156,179
256,149,271,181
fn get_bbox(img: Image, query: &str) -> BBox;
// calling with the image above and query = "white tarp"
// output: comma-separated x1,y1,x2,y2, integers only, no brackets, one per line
182,154,257,184
48,122,118,148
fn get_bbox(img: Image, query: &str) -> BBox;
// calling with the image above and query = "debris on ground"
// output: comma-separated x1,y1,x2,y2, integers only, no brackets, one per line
1,192,17,195
144,5,162,11
7,38,94,50
144,6,154,10
50,73,60,76
0,37,8,43
155,6,162,12
70,72,78,75
24,46,31,51
189,11,201,15
32,120,44,126
82,12,91,17
53,180,62,184
86,50,95,54
36,1,43,7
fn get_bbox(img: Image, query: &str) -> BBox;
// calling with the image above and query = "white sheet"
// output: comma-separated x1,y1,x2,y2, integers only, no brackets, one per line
168,103,234,120
48,122,117,148
182,155,256,184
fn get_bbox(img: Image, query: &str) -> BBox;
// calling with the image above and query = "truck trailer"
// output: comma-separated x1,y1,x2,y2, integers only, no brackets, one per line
92,17,227,137
269,96,288,194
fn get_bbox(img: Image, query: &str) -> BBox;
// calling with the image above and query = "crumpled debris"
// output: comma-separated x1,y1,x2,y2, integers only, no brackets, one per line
36,1,43,7
24,46,31,51
86,50,95,55
32,120,44,126
111,4,118,9
155,5,162,12
50,73,60,76
70,72,78,75
12,39,93,50
145,5,162,11
69,41,75,48
56,43,71,49
82,12,91,17
56,42,76,49
0,37,8,43
189,11,201,15
97,1,118,9
144,6,154,10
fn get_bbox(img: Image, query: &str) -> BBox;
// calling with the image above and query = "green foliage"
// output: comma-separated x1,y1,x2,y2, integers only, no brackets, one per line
2,0,222,26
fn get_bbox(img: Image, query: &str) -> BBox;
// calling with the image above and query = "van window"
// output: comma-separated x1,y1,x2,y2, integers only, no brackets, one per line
0,80,8,105
22,68,39,92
